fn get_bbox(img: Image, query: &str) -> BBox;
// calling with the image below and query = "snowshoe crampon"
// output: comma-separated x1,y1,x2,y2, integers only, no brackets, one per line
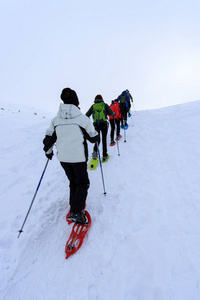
65,210,91,259
102,154,110,163
115,134,122,141
109,141,116,146
88,156,99,170
120,124,128,130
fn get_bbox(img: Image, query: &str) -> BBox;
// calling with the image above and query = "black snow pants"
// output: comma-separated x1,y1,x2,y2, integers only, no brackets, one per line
93,122,108,157
60,162,90,214
110,119,120,141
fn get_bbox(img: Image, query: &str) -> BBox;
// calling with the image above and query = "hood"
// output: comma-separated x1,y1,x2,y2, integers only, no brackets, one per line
57,103,82,119
94,98,104,104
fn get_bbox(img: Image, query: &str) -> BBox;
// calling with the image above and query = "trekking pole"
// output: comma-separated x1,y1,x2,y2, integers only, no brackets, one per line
18,158,50,238
131,113,134,126
96,144,106,195
116,139,120,156
124,128,127,142
132,102,136,113
129,109,133,127
123,118,127,143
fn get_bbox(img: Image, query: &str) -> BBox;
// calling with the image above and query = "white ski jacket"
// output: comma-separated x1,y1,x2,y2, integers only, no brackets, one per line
45,104,98,163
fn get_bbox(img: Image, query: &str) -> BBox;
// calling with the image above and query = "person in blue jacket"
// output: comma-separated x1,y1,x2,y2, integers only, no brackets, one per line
118,90,131,127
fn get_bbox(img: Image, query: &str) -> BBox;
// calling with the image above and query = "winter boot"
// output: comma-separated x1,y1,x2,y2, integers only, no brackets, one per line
92,151,97,160
102,154,109,162
110,140,116,146
67,211,87,224
116,134,122,141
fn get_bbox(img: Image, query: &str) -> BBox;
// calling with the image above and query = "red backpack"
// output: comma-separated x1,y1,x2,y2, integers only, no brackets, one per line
109,101,121,120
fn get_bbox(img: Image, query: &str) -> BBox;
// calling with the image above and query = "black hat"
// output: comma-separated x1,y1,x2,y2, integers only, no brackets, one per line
60,88,79,107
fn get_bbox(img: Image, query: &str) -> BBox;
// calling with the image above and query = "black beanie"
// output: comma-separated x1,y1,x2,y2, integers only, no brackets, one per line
60,88,79,107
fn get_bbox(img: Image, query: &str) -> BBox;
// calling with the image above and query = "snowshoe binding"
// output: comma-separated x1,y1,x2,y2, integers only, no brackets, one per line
67,211,88,224
109,140,116,146
115,134,122,141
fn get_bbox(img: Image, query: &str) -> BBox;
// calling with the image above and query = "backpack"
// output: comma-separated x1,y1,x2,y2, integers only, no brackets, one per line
119,93,128,105
92,102,107,124
119,92,130,112
110,101,121,119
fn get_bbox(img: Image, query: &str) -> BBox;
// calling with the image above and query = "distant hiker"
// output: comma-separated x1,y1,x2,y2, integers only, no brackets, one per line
125,89,133,103
108,99,122,145
43,88,99,224
86,94,115,161
125,89,134,116
118,90,133,127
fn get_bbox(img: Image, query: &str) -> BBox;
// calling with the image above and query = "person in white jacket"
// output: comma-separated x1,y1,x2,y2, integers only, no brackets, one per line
43,88,99,224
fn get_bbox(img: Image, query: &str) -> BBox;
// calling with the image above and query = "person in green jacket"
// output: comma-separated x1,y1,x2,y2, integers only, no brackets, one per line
86,94,115,161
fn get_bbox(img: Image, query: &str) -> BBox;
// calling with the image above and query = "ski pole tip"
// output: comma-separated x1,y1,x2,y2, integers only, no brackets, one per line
17,229,23,238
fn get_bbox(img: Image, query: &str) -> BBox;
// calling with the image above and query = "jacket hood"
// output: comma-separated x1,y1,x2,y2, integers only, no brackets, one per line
94,98,104,104
57,103,82,119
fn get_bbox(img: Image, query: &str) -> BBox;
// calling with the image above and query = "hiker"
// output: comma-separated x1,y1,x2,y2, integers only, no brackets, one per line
86,94,115,161
108,99,122,145
43,88,99,224
118,90,131,128
125,89,134,116
125,89,133,103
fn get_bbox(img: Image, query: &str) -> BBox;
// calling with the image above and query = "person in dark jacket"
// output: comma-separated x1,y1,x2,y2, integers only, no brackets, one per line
118,90,131,127
43,88,99,224
86,94,115,161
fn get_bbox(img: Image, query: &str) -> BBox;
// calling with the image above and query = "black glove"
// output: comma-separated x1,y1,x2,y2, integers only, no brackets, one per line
43,133,57,152
45,152,54,160
43,136,51,152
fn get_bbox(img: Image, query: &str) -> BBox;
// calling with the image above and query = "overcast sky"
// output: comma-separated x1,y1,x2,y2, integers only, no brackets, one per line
0,0,200,113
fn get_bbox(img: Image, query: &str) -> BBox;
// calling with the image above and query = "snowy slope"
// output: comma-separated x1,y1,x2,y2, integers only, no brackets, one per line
1,100,200,300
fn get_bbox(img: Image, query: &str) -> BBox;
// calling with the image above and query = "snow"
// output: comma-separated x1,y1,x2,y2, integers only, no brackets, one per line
1,99,200,300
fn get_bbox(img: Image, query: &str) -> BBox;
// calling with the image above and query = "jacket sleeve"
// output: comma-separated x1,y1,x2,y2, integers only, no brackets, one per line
85,105,93,118
43,119,57,153
80,117,99,143
108,105,114,119
105,103,115,117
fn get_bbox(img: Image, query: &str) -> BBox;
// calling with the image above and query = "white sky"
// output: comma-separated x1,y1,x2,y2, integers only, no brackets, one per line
0,0,200,113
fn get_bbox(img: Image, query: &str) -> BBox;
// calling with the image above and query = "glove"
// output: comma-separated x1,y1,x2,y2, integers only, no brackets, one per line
43,136,48,145
45,152,54,160
43,134,57,152
43,136,51,152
